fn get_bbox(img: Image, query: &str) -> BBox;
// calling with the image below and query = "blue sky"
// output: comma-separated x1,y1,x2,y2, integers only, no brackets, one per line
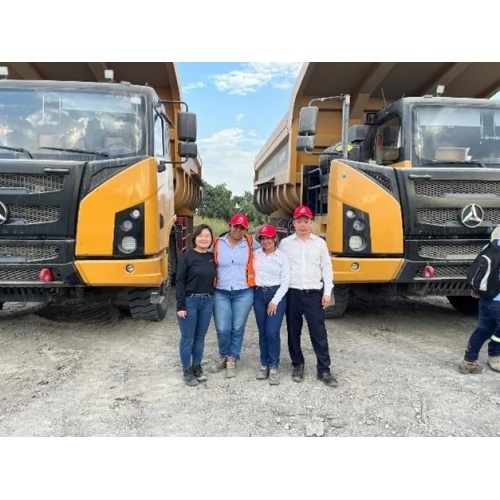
176,62,500,198
176,63,302,196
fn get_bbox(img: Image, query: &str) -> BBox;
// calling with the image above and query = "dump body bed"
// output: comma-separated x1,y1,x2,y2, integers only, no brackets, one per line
254,62,500,216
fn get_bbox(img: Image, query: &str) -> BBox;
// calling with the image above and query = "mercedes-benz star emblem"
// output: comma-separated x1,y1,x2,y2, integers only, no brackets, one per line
460,203,484,228
0,201,9,225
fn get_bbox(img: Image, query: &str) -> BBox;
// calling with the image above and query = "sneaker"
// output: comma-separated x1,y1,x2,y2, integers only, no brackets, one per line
208,356,226,374
459,359,484,374
256,366,269,380
317,371,338,387
487,356,500,372
226,357,236,378
292,364,304,383
269,369,280,385
193,364,208,382
183,367,198,386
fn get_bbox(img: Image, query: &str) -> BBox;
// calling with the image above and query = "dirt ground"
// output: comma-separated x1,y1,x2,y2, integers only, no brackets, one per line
0,291,499,437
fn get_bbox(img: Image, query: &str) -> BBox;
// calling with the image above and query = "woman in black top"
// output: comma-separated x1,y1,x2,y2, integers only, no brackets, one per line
176,224,216,386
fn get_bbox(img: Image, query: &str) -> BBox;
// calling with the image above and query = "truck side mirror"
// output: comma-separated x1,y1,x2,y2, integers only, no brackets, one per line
298,106,319,135
178,112,197,142
296,136,315,152
179,142,198,159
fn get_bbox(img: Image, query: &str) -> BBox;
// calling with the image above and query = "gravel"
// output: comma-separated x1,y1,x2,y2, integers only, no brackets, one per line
0,293,497,437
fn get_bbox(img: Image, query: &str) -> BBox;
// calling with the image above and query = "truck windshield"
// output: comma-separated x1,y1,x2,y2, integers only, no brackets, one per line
413,105,500,166
0,88,147,159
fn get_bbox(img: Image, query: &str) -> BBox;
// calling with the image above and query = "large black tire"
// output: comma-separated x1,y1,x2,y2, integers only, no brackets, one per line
447,295,479,316
128,282,169,322
325,285,350,319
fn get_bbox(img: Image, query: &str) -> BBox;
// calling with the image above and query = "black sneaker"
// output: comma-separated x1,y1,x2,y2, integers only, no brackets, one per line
183,367,198,386
317,371,338,387
193,364,208,382
292,364,304,383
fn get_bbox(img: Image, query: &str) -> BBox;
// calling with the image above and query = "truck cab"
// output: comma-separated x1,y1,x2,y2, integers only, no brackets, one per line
0,63,201,321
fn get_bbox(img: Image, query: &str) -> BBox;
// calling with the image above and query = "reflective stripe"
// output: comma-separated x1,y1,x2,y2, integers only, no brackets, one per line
491,335,500,343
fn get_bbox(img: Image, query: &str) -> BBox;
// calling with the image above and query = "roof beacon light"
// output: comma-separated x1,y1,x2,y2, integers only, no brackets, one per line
0,66,9,79
104,69,114,82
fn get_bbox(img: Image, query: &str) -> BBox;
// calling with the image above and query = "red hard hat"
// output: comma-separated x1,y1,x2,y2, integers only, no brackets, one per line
293,205,313,219
258,224,277,238
229,213,249,229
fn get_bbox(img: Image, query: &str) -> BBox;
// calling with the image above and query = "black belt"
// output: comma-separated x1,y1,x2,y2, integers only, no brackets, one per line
255,285,280,291
289,288,323,294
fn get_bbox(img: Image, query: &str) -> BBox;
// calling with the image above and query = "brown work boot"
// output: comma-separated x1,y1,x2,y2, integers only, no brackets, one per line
226,357,236,378
459,359,484,374
487,356,500,372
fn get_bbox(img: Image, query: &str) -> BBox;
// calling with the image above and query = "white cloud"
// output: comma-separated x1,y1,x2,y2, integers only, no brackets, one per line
236,113,245,123
197,128,265,195
183,81,206,93
211,62,302,96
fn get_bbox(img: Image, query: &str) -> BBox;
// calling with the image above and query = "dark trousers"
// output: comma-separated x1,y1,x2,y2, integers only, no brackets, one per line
464,299,500,361
285,288,331,374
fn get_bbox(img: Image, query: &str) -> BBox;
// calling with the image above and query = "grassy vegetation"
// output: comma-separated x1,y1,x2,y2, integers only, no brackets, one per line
194,216,260,237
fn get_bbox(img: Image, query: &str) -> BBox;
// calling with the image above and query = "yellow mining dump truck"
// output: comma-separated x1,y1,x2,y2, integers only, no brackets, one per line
254,62,500,318
0,62,202,321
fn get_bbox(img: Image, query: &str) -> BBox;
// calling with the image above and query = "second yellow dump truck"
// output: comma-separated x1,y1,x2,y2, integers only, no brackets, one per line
254,62,500,317
0,62,202,321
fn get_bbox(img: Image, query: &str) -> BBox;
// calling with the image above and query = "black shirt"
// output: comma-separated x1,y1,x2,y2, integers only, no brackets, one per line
175,249,216,311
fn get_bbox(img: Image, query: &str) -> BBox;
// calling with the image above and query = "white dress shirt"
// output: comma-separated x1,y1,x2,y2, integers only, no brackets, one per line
279,233,333,296
253,248,290,305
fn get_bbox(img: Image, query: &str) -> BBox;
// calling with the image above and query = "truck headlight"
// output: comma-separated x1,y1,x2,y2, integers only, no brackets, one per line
353,219,365,231
119,236,137,254
113,203,144,256
120,220,133,232
349,235,365,251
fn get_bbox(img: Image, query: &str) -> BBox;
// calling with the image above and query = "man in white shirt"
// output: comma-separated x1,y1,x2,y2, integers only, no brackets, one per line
279,205,337,387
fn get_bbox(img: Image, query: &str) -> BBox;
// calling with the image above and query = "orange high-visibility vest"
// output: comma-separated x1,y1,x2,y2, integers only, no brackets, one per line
213,233,255,287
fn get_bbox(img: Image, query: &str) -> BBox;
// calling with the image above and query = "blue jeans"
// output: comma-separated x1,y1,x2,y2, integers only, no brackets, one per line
213,288,254,360
464,299,500,361
253,287,286,369
177,293,213,369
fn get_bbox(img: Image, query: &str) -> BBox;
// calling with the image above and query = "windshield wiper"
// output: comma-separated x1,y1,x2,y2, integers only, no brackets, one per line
421,160,486,168
41,147,110,158
0,144,33,159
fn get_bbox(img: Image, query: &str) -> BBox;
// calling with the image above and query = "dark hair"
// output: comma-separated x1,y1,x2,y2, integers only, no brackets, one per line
192,224,214,248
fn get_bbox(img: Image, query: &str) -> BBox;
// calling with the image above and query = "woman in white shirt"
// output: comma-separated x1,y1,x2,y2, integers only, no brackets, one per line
252,224,290,385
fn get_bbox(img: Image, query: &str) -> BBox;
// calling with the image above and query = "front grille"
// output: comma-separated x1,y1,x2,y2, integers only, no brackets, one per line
418,243,483,260
415,265,469,279
0,245,59,262
9,206,60,224
425,281,469,294
414,180,500,198
417,207,500,225
0,268,62,281
0,173,64,193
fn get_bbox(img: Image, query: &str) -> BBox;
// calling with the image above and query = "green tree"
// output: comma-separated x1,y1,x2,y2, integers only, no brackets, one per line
233,191,268,226
197,181,236,221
